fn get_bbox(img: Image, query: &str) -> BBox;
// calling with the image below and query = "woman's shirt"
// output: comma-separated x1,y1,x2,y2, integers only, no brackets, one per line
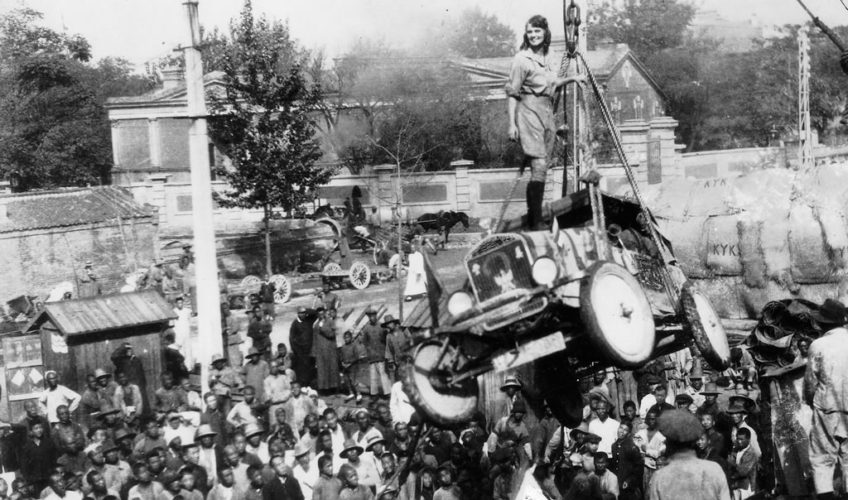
505,49,558,98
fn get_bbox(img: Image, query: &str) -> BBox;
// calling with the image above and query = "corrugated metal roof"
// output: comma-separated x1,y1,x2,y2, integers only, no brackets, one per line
28,290,176,336
0,186,154,233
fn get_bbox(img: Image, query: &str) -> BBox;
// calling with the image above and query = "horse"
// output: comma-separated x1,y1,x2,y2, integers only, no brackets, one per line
416,211,470,247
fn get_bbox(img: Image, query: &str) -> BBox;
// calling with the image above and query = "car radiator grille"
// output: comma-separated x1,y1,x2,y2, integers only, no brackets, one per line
467,239,535,302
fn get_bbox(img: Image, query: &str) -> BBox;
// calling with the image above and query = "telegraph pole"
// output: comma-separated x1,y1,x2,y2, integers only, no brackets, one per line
798,26,814,170
182,0,223,395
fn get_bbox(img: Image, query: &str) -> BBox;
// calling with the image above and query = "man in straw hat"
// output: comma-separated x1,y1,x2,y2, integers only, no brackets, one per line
339,439,379,489
804,298,848,499
499,376,524,416
646,409,730,500
291,441,317,499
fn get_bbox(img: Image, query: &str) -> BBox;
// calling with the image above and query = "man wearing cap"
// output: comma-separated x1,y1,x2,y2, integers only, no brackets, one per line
289,306,316,387
487,400,532,462
209,354,242,415
340,439,379,489
383,317,411,372
727,396,760,459
243,347,271,404
39,371,81,424
499,376,525,417
803,298,848,499
78,261,101,298
291,441,317,499
646,409,730,500
588,400,620,455
363,313,393,397
675,393,694,412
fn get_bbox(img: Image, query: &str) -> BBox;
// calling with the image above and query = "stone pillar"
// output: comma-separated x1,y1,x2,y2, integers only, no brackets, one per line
373,164,396,224
148,118,162,169
111,121,122,184
648,115,680,184
451,159,473,212
619,120,650,185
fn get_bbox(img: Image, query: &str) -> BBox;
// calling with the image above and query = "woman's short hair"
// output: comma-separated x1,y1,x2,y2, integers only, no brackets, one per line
520,15,552,54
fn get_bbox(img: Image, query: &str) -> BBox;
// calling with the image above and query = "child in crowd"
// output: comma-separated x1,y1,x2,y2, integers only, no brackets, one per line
433,467,460,500
338,464,374,500
340,331,366,403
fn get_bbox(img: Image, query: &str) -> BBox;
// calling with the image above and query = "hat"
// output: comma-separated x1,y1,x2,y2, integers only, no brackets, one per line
675,393,694,406
293,441,311,458
339,439,364,459
588,388,613,408
657,409,703,444
511,400,527,415
181,440,199,450
726,399,749,414
354,408,370,418
167,412,181,422
97,406,121,418
195,424,217,439
645,374,662,387
243,423,263,439
365,307,378,316
500,377,522,392
100,440,119,454
315,305,326,312
246,347,261,358
381,315,399,327
297,306,307,314
700,382,721,395
211,353,225,365
569,422,590,442
94,368,109,379
584,433,602,444
365,435,386,452
114,428,136,442
811,299,847,326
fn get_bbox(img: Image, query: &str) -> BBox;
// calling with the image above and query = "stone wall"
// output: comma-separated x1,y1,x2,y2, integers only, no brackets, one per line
0,220,158,301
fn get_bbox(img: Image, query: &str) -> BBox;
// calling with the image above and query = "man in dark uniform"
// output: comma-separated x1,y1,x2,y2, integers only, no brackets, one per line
111,342,149,414
288,307,315,386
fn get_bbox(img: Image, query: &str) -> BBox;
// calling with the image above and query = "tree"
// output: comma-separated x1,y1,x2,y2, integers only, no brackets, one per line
446,7,516,59
208,0,330,276
590,0,696,56
0,8,152,189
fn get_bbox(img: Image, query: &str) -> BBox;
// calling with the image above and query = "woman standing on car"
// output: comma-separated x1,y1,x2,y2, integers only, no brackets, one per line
506,15,583,230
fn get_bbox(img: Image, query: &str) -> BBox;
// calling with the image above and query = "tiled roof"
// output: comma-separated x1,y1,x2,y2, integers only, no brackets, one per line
106,71,226,105
0,186,154,234
27,290,176,336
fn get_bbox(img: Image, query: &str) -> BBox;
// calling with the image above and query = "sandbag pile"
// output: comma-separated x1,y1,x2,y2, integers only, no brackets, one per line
745,299,821,375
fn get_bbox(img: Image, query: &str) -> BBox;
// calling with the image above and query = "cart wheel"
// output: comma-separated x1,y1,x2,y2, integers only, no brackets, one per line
269,274,291,304
681,281,730,370
536,352,585,427
349,260,371,290
402,341,478,426
240,275,262,295
322,263,342,276
580,261,656,368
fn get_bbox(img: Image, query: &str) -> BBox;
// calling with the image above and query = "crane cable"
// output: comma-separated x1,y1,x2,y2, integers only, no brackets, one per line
576,51,681,309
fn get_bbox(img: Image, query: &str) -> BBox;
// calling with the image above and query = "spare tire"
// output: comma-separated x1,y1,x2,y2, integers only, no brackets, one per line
580,261,656,368
402,341,478,426
680,281,731,370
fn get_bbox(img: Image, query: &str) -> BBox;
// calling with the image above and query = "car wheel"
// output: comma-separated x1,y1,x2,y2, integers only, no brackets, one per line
580,261,656,368
402,340,478,426
680,281,731,370
536,353,584,427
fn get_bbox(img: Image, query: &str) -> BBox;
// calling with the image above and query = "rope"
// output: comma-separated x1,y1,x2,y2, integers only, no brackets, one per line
576,52,681,310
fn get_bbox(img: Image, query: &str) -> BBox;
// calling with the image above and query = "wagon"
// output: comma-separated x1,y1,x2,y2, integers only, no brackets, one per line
319,218,401,289
228,273,292,309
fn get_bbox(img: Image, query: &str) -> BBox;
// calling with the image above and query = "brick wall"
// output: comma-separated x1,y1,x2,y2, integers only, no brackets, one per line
0,219,158,301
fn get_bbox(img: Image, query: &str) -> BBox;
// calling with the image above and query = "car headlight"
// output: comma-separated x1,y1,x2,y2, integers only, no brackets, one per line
447,291,475,317
532,256,558,286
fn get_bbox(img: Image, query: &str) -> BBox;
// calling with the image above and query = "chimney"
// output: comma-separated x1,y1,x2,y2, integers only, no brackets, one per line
161,66,184,90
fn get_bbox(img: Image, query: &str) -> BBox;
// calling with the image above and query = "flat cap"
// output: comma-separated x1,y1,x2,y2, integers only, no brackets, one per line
658,409,702,444
675,393,694,406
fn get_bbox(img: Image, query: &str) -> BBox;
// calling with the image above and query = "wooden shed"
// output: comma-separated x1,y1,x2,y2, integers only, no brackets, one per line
17,290,176,420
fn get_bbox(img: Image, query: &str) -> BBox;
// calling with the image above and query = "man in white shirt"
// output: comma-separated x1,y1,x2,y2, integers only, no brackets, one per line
40,371,81,424
588,400,620,455
389,376,414,424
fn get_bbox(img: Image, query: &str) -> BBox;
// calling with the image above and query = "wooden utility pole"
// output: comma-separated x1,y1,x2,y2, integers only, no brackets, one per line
182,0,223,395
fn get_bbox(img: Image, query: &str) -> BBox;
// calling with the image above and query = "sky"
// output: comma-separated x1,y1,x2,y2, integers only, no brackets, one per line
2,0,847,70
